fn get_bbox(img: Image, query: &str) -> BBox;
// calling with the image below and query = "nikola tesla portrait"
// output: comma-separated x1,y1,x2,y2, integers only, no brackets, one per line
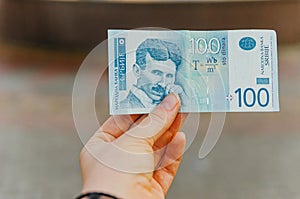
120,38,187,109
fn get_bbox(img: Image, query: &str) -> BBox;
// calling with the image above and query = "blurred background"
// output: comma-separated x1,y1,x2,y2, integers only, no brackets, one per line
0,0,300,198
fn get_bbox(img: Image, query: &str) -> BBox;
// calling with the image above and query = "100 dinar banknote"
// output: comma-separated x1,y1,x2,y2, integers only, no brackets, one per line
108,29,279,114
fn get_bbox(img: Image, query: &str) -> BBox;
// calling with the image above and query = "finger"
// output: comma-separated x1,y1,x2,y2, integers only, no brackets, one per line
121,93,181,146
158,131,186,169
99,114,141,139
153,132,186,195
153,113,187,167
127,114,148,130
153,113,188,151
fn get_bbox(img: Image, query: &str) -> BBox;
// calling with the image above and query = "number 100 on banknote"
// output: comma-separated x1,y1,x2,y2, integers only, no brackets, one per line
108,29,279,114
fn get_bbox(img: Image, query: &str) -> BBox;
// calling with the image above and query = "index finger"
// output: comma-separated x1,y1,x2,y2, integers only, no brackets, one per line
99,114,142,139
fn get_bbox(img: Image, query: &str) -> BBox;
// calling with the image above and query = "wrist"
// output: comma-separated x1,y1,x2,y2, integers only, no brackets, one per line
81,184,126,199
76,192,121,199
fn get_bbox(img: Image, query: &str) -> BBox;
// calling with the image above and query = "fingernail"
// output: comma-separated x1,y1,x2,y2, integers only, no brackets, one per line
161,93,180,111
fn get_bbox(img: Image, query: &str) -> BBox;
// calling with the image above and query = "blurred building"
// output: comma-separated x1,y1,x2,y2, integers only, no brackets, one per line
0,0,300,48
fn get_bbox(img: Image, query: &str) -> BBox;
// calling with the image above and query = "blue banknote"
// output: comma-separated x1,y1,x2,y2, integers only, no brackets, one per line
108,29,279,114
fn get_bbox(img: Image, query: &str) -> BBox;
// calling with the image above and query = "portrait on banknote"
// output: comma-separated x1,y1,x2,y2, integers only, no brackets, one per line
119,38,188,109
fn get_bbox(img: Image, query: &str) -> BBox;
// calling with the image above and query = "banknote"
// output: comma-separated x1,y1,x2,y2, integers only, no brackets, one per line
108,29,279,114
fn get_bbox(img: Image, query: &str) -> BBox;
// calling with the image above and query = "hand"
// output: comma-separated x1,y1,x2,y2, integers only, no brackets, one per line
79,93,187,199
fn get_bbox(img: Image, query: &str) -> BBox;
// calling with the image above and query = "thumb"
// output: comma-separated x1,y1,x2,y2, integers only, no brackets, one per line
118,93,181,147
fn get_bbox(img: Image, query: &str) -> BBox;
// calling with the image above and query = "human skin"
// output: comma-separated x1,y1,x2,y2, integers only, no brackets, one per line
79,93,187,199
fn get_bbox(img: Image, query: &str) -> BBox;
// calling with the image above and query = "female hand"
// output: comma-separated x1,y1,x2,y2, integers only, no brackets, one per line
79,93,187,199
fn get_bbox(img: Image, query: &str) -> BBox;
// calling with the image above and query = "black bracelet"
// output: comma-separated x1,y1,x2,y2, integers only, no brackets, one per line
76,192,120,199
